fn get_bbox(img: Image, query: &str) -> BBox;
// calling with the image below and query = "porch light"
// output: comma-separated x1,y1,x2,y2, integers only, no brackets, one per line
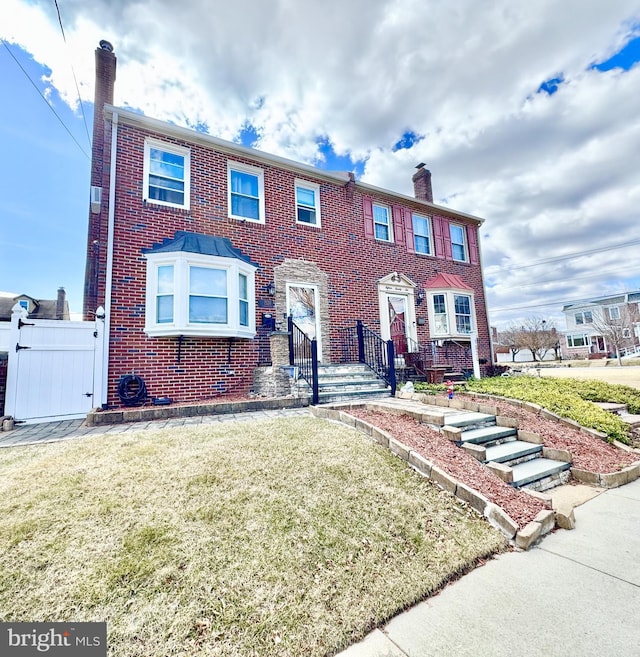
265,282,276,296
416,289,425,305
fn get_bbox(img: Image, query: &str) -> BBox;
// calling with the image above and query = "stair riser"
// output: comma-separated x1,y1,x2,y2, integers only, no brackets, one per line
497,451,543,468
519,469,571,492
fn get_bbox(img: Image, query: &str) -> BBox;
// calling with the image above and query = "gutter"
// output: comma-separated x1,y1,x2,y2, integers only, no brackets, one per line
101,111,118,408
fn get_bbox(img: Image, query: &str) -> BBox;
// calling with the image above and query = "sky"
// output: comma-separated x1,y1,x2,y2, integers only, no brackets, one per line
1,0,639,330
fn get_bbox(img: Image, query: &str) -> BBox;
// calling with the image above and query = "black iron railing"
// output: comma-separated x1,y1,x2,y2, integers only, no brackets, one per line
288,316,319,404
336,321,396,395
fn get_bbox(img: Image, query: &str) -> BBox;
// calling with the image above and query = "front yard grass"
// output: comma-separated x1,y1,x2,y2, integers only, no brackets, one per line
0,416,506,657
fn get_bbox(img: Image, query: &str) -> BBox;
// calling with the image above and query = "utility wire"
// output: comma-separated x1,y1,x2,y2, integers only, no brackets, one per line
2,40,90,159
488,265,640,290
489,237,640,272
53,0,91,148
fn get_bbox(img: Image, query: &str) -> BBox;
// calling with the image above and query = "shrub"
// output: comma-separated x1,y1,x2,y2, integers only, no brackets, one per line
415,376,631,444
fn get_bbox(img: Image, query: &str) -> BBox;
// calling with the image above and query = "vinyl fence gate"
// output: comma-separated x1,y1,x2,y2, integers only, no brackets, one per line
4,305,105,423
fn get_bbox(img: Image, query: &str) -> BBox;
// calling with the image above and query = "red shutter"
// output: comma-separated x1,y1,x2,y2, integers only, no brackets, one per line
363,196,374,240
467,225,479,264
392,205,405,246
443,219,453,260
403,208,415,253
433,217,447,258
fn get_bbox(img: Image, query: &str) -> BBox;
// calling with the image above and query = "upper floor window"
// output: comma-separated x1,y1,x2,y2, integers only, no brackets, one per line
295,179,321,226
373,203,392,242
413,214,432,255
574,311,593,325
228,162,265,223
607,306,620,320
143,139,190,209
449,224,468,262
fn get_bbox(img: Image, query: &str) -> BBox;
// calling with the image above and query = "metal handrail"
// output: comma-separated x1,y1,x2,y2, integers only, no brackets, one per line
288,316,319,404
356,320,396,395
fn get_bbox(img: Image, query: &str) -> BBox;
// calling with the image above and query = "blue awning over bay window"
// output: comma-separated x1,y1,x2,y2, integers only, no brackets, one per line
143,231,259,267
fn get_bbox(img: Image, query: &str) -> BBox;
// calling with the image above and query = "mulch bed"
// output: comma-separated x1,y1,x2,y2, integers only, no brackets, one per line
347,395,639,530
347,407,547,529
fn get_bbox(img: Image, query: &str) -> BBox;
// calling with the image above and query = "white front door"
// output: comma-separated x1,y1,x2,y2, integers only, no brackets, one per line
287,284,322,361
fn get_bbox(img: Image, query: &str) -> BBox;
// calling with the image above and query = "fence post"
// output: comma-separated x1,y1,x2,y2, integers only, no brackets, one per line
311,338,319,405
357,320,365,363
287,315,294,365
386,339,396,397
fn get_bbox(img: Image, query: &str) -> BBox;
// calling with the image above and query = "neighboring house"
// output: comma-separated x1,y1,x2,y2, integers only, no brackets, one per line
84,41,492,409
0,288,69,322
0,287,70,415
562,291,640,358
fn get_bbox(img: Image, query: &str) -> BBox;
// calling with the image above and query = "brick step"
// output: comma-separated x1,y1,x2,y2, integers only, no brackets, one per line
510,458,572,489
459,425,518,445
484,440,542,464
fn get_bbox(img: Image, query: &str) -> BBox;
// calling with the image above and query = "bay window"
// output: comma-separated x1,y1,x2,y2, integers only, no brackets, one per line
144,245,257,338
428,290,475,338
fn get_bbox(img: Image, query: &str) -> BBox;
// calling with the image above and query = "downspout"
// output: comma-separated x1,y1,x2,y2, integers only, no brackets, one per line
101,111,118,408
475,221,489,379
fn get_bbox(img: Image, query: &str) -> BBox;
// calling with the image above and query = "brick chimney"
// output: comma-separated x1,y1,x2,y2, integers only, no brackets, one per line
412,163,433,203
83,40,117,318
56,287,66,320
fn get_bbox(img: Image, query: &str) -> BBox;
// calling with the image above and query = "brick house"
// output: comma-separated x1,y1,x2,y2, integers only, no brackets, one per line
84,41,492,408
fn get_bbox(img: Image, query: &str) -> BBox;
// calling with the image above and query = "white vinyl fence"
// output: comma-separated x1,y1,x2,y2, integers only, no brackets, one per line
4,305,105,423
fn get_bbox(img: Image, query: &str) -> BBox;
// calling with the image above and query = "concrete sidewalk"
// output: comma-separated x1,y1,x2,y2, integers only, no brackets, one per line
338,478,640,657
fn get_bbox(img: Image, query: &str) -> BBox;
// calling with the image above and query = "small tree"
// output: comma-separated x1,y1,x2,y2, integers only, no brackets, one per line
591,305,639,366
498,325,523,362
518,318,558,362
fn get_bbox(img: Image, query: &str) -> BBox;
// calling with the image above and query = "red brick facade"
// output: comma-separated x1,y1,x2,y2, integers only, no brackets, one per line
84,44,492,408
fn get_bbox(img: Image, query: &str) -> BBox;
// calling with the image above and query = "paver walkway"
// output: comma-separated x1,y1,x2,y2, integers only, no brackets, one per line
0,407,312,448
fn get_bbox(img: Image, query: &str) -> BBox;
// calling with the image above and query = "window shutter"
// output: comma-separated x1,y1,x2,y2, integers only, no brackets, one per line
403,208,415,253
467,225,479,264
363,196,374,240
434,217,451,259
443,220,453,260
392,205,405,245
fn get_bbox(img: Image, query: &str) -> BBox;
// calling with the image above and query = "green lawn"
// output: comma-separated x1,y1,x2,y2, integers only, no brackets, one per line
0,416,505,656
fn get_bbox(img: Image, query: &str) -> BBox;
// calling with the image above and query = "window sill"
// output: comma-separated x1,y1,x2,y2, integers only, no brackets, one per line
145,326,256,339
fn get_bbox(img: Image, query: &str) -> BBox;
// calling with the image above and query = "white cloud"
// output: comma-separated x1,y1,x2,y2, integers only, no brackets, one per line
1,0,640,327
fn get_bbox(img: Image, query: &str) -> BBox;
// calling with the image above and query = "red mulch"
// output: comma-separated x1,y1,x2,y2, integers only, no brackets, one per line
465,395,638,473
347,407,547,529
347,394,639,530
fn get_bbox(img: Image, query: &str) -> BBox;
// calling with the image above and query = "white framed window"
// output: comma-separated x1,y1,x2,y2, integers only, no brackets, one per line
144,252,256,338
295,179,321,226
143,139,190,209
428,291,475,338
608,306,620,320
413,214,432,255
574,311,593,325
450,223,468,262
228,161,265,223
566,334,590,347
373,203,392,242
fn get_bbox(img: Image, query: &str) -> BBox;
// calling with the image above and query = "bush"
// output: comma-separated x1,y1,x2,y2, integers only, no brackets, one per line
460,377,631,444
414,377,633,444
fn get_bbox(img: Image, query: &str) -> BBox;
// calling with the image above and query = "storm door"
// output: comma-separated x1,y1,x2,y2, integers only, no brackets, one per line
286,284,322,361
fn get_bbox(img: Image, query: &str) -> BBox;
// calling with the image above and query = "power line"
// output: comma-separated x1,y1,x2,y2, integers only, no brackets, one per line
53,0,91,148
488,264,640,290
490,237,640,272
1,40,90,160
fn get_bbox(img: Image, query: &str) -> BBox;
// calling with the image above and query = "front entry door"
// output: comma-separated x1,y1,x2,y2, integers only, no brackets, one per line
287,284,322,360
388,295,408,355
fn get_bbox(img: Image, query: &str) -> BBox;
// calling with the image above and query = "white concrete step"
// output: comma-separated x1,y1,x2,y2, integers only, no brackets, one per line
485,440,542,464
511,458,571,489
